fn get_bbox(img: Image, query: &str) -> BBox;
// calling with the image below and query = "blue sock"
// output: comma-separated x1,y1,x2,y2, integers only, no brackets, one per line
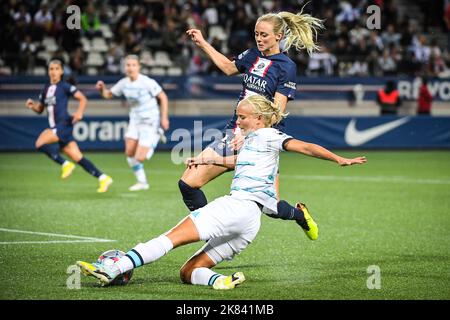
38,144,66,165
267,200,305,221
178,179,207,211
77,157,102,178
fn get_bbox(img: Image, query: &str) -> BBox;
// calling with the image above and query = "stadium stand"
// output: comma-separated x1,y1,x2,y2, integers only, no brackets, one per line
0,0,449,77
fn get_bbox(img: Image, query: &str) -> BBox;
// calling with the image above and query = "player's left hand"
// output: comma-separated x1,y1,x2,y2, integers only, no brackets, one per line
337,156,367,166
185,157,213,168
161,117,170,131
230,131,245,151
72,112,83,124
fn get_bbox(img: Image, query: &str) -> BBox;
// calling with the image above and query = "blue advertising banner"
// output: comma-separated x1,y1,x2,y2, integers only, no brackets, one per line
1,116,449,151
1,76,449,101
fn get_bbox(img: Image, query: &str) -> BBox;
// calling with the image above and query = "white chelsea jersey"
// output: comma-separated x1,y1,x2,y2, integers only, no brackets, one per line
230,128,292,213
110,74,162,121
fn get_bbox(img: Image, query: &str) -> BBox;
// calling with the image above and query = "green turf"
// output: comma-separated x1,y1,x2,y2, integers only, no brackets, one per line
0,151,449,300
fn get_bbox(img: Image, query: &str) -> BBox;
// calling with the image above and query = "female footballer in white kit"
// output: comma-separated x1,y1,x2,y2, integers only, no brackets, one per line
77,94,366,290
95,55,169,191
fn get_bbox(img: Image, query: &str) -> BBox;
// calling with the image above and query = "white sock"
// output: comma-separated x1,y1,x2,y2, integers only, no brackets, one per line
191,267,225,286
117,235,173,273
127,157,147,184
146,148,155,160
98,174,107,181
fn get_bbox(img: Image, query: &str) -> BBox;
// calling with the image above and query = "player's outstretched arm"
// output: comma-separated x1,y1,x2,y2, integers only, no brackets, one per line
72,91,87,123
185,154,237,170
284,139,367,166
25,98,44,114
95,80,113,99
186,29,239,76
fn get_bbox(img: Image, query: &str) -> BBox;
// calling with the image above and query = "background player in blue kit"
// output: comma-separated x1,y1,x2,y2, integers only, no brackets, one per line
180,10,324,227
25,59,113,193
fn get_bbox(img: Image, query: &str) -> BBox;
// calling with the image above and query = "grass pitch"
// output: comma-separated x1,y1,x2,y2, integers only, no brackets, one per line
0,151,449,300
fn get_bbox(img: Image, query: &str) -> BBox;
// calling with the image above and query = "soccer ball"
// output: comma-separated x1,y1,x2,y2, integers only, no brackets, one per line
97,249,133,285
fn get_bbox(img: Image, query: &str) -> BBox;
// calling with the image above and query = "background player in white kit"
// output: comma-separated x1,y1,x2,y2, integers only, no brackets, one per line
77,94,366,290
95,55,169,191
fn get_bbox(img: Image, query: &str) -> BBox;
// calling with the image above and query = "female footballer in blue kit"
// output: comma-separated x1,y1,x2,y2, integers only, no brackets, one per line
25,59,113,193
77,94,366,290
180,11,324,229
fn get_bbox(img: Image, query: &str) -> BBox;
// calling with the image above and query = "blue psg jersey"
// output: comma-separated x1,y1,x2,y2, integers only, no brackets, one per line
39,81,78,128
227,48,297,130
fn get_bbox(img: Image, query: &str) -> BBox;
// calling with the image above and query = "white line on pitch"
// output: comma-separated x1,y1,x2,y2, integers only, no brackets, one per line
0,228,115,243
0,240,116,245
281,174,450,185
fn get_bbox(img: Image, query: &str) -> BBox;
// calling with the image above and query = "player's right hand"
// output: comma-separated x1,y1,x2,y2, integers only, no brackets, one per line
25,99,34,109
95,81,105,91
186,29,205,47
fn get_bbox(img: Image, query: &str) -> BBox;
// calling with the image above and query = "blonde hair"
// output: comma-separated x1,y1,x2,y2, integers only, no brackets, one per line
257,8,324,55
242,94,288,127
125,54,140,64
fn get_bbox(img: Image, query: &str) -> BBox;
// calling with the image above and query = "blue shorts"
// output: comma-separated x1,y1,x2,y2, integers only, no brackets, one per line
52,123,74,148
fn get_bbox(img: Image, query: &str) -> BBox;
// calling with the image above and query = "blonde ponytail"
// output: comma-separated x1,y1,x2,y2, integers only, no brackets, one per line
257,8,324,55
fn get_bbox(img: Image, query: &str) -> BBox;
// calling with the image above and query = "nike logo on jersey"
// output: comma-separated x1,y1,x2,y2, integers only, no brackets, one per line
344,117,410,146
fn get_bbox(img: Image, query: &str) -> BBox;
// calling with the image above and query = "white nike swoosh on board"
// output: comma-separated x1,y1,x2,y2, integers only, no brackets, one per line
345,117,410,146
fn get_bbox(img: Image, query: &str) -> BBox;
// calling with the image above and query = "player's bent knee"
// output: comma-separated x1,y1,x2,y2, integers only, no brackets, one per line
181,174,207,189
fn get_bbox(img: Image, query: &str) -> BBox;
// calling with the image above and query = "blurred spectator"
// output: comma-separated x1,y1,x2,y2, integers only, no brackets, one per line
307,45,337,76
202,2,219,27
105,44,124,74
161,19,182,59
187,51,209,75
33,3,53,41
417,77,433,115
381,24,401,48
13,4,32,39
411,35,431,74
18,35,37,74
368,31,384,53
428,38,448,76
376,80,401,115
124,33,141,55
228,7,253,55
69,45,85,75
377,49,397,76
335,1,360,25
445,1,450,52
349,23,369,46
81,3,102,39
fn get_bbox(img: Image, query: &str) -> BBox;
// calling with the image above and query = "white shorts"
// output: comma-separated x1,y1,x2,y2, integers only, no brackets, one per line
189,195,262,264
125,118,160,149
